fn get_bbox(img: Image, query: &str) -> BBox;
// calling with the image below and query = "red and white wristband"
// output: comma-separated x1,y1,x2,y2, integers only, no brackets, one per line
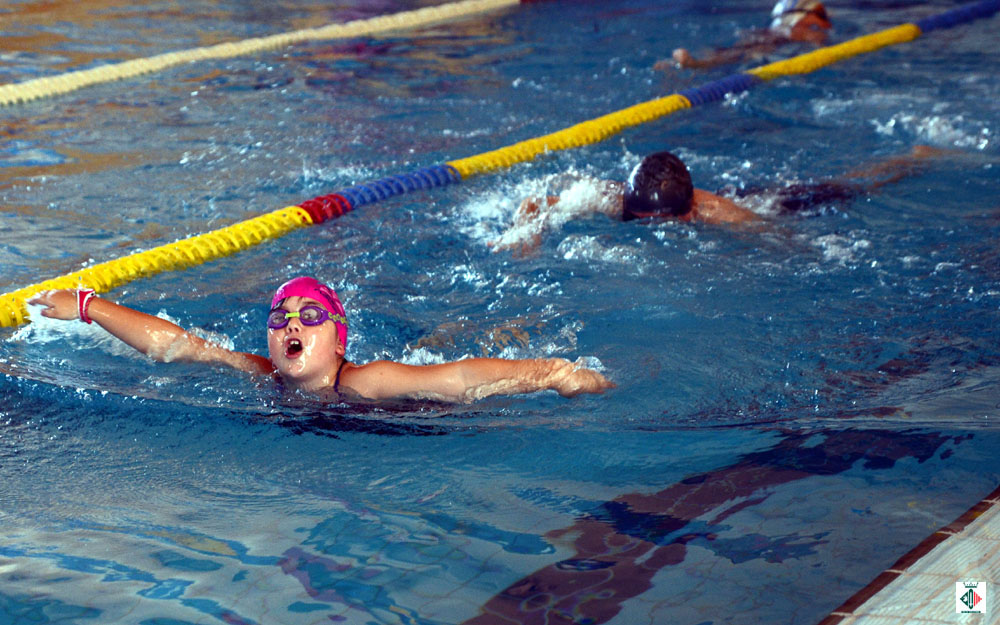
77,289,96,324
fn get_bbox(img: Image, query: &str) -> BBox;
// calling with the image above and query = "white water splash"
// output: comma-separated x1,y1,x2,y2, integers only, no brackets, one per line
400,347,448,366
11,303,235,360
811,234,871,265
485,175,620,252
872,114,990,150
556,235,644,269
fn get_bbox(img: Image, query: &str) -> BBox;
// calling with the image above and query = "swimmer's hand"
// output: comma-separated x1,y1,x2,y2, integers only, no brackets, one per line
668,48,694,69
491,186,620,255
27,289,80,321
488,196,551,255
653,49,693,70
488,234,543,256
547,358,615,398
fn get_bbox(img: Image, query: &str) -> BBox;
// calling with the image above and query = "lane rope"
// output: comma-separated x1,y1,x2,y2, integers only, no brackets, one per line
0,0,522,107
1,0,997,327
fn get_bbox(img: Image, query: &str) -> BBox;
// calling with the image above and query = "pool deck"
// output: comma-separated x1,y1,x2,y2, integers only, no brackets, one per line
819,484,1000,625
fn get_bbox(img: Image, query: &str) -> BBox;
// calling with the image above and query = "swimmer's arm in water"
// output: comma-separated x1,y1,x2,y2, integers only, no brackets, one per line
514,180,626,222
659,44,761,71
660,30,794,71
28,289,274,376
343,357,614,403
658,11,829,71
841,145,945,192
491,180,625,254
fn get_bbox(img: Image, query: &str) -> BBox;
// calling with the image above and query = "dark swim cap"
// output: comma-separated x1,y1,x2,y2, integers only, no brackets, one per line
622,151,694,221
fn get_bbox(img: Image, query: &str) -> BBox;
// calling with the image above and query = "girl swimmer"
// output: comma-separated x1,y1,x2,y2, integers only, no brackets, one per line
28,276,614,403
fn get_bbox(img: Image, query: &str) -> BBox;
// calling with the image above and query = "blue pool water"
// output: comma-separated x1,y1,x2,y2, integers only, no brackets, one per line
2,1,999,623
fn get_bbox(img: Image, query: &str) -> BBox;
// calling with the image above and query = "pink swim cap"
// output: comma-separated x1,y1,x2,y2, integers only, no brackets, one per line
271,276,348,348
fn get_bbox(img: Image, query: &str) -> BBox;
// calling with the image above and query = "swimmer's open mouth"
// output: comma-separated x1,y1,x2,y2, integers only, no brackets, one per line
285,338,303,358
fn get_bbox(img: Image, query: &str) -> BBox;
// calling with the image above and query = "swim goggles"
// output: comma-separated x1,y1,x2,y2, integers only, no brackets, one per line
267,305,347,330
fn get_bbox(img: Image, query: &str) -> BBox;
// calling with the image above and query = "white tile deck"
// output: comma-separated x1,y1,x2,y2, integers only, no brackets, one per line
820,490,1000,625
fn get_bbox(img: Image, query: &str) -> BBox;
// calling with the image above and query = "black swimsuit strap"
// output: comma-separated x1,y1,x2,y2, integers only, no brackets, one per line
333,359,348,394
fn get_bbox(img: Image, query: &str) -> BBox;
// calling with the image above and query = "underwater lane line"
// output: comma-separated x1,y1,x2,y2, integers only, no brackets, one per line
457,430,960,625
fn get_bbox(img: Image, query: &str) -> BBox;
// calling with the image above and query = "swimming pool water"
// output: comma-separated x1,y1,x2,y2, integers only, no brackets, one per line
2,0,999,623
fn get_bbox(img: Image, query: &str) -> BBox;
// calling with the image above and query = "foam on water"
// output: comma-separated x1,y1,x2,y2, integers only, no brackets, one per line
873,113,991,150
556,234,646,269
468,173,627,252
810,233,873,265
12,302,236,359
2,1,1000,624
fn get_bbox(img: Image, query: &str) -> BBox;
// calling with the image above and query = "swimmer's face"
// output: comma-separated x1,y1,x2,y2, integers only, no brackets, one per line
267,295,344,390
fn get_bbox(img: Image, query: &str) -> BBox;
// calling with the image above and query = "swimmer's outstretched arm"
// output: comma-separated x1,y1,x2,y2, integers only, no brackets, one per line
346,357,614,403
841,145,945,192
659,14,829,71
659,45,759,71
491,180,624,254
660,29,796,71
28,289,274,376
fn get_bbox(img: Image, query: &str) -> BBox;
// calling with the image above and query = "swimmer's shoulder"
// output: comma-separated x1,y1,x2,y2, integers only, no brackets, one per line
336,360,407,400
691,189,762,224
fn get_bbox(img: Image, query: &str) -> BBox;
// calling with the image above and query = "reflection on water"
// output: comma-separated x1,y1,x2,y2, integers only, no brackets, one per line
0,0,144,72
1,0,999,624
0,0,420,76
